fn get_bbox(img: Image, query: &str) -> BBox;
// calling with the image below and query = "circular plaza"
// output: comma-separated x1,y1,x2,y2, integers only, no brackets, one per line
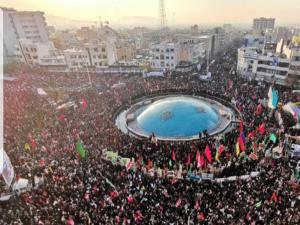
116,95,239,141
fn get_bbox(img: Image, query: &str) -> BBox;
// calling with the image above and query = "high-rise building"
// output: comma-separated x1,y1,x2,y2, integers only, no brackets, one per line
253,17,275,32
2,7,49,63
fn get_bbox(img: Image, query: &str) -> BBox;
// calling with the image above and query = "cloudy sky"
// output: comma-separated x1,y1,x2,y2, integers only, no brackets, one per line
1,0,300,25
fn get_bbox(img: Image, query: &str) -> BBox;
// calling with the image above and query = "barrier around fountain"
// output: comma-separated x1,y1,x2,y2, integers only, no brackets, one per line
115,93,241,142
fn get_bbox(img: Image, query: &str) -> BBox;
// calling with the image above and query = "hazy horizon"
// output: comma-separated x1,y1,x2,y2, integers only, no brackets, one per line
1,0,300,28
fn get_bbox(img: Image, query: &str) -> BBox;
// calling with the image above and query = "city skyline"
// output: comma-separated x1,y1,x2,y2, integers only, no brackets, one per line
1,0,300,27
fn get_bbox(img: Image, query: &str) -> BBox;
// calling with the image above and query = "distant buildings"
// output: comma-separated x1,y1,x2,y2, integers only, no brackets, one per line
237,35,300,87
149,38,207,71
253,17,275,32
191,25,199,35
211,27,226,57
15,39,65,67
2,7,49,63
150,42,178,70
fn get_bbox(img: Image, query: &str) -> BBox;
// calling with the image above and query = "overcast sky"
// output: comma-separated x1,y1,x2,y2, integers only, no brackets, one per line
1,0,300,25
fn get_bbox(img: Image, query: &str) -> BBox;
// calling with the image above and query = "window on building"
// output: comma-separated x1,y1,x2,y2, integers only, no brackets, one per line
94,48,98,52
160,55,164,60
170,48,174,52
102,48,106,52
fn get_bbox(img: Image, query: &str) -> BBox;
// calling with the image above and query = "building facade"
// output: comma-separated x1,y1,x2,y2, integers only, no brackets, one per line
237,36,300,87
2,7,49,62
15,39,65,66
253,17,275,32
150,42,179,70
63,49,90,69
84,40,112,68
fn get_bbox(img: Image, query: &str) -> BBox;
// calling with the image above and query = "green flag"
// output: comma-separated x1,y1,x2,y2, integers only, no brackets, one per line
168,159,172,168
255,201,262,208
76,140,86,159
141,159,145,167
269,133,277,143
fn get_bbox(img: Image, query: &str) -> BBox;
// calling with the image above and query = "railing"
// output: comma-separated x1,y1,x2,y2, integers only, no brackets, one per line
113,89,242,141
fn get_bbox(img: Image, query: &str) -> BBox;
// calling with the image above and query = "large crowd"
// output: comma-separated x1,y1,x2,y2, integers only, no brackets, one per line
1,43,300,225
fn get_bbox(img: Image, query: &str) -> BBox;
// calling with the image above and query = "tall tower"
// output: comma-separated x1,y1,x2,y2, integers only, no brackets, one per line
159,0,167,31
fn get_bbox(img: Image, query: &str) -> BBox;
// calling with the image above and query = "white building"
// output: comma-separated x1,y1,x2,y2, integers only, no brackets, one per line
151,42,179,70
63,49,90,69
2,7,49,62
253,17,275,32
84,39,116,68
237,36,300,87
150,40,206,71
175,34,213,58
15,39,66,66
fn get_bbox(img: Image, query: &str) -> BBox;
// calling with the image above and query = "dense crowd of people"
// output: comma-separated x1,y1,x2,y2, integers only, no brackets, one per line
1,43,300,224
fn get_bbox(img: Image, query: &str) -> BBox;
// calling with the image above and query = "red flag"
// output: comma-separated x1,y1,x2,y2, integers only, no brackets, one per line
81,98,88,110
196,150,201,168
175,198,182,208
116,216,121,224
249,153,258,160
258,123,266,135
172,149,176,161
255,104,263,115
238,135,245,152
239,121,244,133
248,131,255,140
126,161,133,171
84,192,90,201
227,80,233,90
200,154,205,168
146,159,153,171
218,145,225,157
134,210,142,222
194,200,200,210
198,212,205,221
204,145,212,163
246,212,251,221
30,138,37,149
66,218,75,225
39,158,46,167
186,153,191,166
270,192,278,203
110,191,119,199
58,113,65,121
127,195,134,204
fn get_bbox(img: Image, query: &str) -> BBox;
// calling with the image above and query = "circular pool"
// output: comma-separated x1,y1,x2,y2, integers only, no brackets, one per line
116,95,236,141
